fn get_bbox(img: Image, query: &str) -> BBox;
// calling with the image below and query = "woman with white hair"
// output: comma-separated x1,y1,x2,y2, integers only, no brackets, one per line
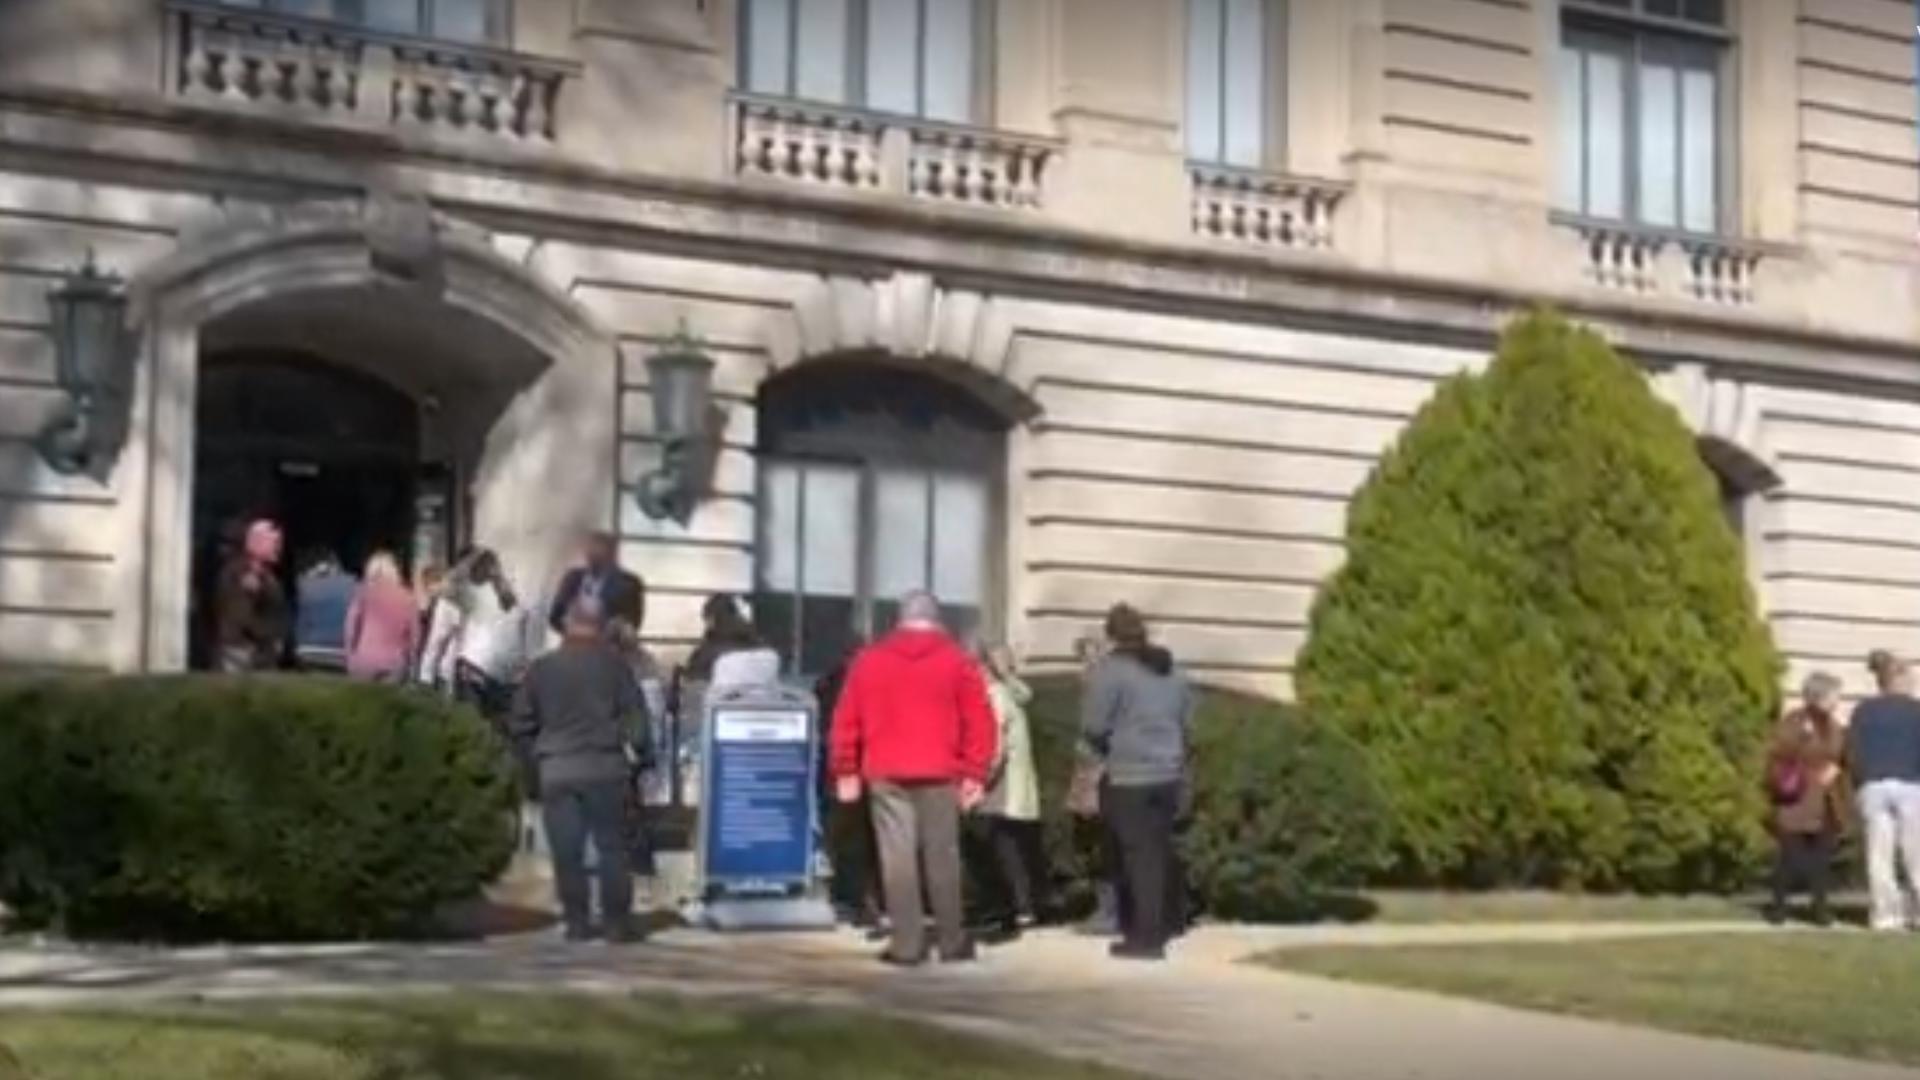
1765,670,1846,926
345,550,418,683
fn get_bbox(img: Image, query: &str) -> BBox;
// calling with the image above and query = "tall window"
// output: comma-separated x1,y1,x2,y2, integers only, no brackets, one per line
1186,0,1280,168
1557,0,1730,234
218,0,510,45
741,0,984,123
754,365,1004,676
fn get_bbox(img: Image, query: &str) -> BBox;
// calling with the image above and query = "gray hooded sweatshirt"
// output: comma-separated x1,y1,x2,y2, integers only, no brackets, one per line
1082,647,1195,788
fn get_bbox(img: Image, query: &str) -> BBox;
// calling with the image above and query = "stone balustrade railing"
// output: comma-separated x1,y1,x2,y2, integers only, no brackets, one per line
391,42,564,141
907,125,1053,210
732,94,1056,211
169,1,572,142
175,3,365,116
1190,165,1347,252
1566,218,1765,307
733,96,885,190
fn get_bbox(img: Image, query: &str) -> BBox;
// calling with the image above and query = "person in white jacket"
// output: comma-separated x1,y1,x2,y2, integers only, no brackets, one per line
420,548,541,719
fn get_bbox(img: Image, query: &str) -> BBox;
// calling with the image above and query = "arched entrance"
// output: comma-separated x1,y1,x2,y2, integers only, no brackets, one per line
123,199,616,672
754,360,1009,675
187,351,429,669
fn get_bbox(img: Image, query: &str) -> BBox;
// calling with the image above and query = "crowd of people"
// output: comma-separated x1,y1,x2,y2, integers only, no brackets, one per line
211,513,1920,952
205,518,1198,963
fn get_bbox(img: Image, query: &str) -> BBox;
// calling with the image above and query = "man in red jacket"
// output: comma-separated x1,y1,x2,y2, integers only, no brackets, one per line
830,590,997,966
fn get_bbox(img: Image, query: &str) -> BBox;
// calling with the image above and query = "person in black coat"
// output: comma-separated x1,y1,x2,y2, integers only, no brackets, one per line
817,636,881,928
548,530,645,638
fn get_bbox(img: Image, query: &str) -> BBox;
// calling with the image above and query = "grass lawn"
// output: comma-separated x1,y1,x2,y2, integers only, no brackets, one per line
0,992,1140,1080
1354,890,1764,925
1269,933,1920,1066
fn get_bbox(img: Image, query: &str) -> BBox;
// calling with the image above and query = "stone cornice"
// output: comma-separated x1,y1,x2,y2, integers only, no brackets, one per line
3,84,1920,398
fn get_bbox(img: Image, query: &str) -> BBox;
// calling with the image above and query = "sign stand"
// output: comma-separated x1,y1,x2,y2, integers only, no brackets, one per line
695,684,836,931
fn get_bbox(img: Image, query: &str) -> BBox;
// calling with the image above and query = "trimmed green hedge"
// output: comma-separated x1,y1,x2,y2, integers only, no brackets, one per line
1296,310,1780,893
0,676,517,942
1021,676,1388,921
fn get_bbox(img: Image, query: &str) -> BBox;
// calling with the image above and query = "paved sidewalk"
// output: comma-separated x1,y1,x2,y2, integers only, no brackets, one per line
0,923,1913,1080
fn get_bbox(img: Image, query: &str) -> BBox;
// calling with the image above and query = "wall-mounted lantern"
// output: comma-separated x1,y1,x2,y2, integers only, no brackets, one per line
36,254,134,482
635,330,716,526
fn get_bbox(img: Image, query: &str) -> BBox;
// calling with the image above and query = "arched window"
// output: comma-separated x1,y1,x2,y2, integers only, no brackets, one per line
754,361,1007,674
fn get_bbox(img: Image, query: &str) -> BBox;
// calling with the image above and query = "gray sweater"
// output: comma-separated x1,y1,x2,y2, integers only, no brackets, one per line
510,640,645,786
1082,650,1195,787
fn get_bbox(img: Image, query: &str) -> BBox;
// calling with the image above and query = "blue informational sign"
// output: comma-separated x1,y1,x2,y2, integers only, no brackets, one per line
698,693,818,896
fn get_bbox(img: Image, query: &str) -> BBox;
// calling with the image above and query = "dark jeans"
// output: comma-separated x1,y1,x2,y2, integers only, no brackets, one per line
458,665,533,795
828,798,882,919
1772,828,1837,913
542,777,633,934
1072,808,1120,924
1105,781,1181,951
973,816,1050,924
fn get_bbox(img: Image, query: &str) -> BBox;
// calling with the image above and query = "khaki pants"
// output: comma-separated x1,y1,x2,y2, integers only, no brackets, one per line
869,780,966,960
1857,780,1920,929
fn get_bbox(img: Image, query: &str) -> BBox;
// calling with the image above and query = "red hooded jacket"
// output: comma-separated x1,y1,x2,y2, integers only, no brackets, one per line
828,627,997,785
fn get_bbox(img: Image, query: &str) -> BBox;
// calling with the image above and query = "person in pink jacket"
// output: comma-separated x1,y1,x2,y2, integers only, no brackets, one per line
346,551,419,683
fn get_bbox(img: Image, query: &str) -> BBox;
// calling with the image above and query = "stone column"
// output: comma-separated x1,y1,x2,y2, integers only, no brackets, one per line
1737,0,1798,245
1043,0,1188,242
568,0,731,180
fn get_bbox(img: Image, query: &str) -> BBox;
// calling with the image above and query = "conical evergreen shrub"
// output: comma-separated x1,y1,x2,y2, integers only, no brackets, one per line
1296,309,1780,892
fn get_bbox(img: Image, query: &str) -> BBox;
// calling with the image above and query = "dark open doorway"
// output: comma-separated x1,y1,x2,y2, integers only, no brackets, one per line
188,350,451,670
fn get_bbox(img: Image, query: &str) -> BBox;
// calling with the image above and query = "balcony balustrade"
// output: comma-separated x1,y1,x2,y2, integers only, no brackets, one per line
170,1,572,142
732,94,1057,212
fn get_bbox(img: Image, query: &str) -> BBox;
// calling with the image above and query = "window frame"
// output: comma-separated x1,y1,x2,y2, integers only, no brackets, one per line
754,453,1006,678
217,0,513,47
1184,0,1288,170
1558,0,1737,236
737,0,996,124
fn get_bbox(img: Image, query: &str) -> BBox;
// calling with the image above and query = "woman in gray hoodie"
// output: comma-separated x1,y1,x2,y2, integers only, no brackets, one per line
1083,604,1195,961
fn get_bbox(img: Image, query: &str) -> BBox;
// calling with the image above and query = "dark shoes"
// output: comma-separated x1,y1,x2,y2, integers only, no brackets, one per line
604,918,646,945
1765,902,1836,929
878,938,977,968
1108,941,1167,962
562,918,645,945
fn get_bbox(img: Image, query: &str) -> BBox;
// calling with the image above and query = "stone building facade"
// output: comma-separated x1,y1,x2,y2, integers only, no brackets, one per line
0,0,1916,699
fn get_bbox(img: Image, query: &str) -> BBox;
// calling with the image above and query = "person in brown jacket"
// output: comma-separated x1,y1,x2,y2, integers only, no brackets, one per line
212,518,288,673
1766,671,1847,926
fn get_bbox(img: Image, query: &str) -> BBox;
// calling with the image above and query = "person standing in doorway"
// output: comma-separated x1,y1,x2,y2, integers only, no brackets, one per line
511,597,649,943
292,549,355,672
1084,604,1194,962
214,518,289,673
548,530,645,640
345,550,420,684
1849,650,1920,931
975,642,1052,937
1765,672,1847,926
830,591,997,966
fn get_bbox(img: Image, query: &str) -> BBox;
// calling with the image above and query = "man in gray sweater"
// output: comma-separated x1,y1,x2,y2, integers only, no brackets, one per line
511,597,648,942
1082,604,1195,960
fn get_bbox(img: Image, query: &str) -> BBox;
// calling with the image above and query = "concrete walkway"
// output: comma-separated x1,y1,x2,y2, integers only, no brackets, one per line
1,922,1913,1080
